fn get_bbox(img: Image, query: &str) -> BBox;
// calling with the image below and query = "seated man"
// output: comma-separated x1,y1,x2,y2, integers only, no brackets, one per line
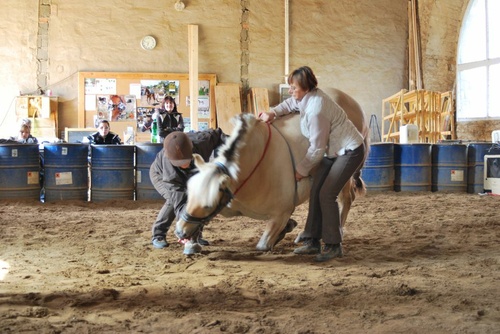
149,128,225,255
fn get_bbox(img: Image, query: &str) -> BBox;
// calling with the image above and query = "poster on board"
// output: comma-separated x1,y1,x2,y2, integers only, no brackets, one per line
140,80,180,107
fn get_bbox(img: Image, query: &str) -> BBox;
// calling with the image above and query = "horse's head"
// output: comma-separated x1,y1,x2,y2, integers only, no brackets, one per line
175,113,256,242
175,154,234,241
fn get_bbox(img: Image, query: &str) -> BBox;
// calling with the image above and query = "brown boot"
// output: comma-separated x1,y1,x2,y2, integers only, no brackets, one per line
315,243,343,262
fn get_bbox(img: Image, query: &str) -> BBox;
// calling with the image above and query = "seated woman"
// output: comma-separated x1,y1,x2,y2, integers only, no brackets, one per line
87,119,121,145
10,122,38,144
7,119,43,200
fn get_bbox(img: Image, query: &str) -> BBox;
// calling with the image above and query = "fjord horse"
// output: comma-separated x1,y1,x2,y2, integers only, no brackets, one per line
175,89,369,251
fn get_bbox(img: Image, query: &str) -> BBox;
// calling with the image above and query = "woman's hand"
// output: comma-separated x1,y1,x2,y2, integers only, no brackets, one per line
259,112,276,123
295,171,305,181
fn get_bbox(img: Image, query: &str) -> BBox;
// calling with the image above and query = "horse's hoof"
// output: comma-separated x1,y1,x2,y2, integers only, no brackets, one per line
294,231,306,244
256,244,271,252
285,219,298,232
183,241,202,255
274,219,299,247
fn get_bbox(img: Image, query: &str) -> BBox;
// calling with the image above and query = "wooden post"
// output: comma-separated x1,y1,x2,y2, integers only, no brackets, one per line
408,1,415,90
188,24,199,131
77,72,86,127
409,0,423,90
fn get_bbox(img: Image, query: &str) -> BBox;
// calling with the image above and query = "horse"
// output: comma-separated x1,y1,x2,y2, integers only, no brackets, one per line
145,87,155,104
175,89,369,251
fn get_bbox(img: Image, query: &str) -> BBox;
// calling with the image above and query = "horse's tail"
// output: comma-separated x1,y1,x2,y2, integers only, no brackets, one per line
352,135,369,197
352,172,367,197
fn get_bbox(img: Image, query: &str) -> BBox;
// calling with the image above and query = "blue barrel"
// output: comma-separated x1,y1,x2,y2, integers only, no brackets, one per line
135,143,163,200
0,144,41,200
467,143,496,194
394,143,432,191
43,144,89,201
432,144,467,192
90,145,135,201
361,143,394,191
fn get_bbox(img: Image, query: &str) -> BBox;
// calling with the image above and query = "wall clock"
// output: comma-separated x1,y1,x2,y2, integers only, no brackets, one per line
141,36,157,50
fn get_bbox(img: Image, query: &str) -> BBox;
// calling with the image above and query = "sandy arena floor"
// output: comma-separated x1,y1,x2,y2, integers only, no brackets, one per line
0,191,499,333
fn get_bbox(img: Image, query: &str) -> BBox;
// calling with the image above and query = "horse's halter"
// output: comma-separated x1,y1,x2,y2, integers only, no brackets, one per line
179,122,272,228
179,162,234,226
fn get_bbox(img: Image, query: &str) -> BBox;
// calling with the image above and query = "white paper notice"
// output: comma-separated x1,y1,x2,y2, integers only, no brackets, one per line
450,170,464,182
27,171,39,185
55,172,73,185
130,83,142,99
85,95,97,111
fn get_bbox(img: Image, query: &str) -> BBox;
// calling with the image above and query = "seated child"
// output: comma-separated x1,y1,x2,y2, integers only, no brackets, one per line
86,120,121,145
10,122,38,144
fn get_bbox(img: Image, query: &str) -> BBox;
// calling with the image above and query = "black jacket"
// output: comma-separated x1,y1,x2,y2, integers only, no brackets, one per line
157,112,184,138
149,128,225,216
87,132,121,145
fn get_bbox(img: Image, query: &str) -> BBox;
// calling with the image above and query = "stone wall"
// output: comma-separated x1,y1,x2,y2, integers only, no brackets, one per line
1,0,491,142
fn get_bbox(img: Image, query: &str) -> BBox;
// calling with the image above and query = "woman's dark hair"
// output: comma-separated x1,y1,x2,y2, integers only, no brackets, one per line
287,66,318,92
162,95,178,114
97,119,110,127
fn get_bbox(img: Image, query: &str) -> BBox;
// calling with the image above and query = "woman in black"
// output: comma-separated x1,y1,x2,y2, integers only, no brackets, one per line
157,95,184,142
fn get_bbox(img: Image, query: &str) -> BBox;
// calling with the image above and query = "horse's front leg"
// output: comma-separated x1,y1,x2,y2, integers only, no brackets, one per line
256,214,297,251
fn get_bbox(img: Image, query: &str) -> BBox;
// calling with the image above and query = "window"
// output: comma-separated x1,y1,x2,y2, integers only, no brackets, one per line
457,0,500,120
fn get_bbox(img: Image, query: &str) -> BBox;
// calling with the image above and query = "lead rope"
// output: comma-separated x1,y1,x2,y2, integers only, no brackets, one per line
234,122,272,195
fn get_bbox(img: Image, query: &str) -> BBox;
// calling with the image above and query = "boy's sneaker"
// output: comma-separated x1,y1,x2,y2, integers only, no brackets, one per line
152,236,168,249
197,231,210,246
293,238,321,255
315,243,343,262
198,238,210,246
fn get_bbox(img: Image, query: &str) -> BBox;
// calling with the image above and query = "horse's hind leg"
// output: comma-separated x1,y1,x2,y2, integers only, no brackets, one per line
256,214,295,251
274,219,298,247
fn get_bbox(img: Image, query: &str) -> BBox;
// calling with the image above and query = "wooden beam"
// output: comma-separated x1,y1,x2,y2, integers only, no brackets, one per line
408,1,415,90
410,0,423,89
77,72,86,127
188,24,199,130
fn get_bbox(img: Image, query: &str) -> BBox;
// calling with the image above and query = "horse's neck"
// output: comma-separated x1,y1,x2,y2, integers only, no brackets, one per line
228,122,269,194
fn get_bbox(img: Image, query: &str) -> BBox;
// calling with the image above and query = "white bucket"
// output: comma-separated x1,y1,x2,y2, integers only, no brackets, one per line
400,124,419,143
492,130,500,143
491,178,500,195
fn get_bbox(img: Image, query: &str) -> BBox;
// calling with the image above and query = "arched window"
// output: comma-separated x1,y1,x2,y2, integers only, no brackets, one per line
457,0,500,120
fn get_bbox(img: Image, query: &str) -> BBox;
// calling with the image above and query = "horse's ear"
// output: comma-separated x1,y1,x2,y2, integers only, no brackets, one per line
193,153,205,168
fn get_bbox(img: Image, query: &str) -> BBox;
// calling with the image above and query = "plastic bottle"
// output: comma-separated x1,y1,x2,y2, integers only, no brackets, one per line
151,118,158,143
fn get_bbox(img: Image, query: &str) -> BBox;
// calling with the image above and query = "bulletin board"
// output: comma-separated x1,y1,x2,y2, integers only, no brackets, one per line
77,72,217,143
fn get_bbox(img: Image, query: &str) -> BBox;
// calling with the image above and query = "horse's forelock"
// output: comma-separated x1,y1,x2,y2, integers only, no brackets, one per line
188,165,227,208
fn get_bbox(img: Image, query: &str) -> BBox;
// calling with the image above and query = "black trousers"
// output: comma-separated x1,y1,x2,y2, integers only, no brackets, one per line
301,143,366,245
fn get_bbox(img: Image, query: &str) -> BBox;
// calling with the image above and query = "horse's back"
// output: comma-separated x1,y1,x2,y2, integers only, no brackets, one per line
323,87,370,165
271,113,309,160
323,87,369,140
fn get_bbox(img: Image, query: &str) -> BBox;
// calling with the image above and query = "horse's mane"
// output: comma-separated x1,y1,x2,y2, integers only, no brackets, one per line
215,113,258,180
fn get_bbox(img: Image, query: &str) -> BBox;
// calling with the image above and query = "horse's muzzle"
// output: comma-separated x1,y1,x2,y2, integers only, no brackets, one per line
174,219,201,240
